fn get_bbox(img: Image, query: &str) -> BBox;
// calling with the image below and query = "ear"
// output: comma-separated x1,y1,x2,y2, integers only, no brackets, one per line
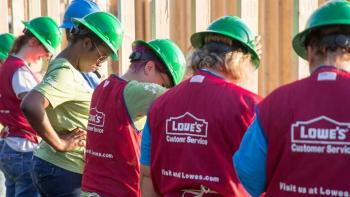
306,46,313,61
28,37,40,47
82,37,93,50
143,61,156,76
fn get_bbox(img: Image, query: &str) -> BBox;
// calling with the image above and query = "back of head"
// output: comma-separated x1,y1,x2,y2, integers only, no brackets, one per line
131,39,186,86
61,0,101,29
189,16,260,83
71,11,124,61
293,0,350,67
0,33,15,61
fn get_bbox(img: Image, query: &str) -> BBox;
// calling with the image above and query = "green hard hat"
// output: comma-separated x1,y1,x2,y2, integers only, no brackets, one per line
191,16,260,67
133,39,186,85
73,12,124,61
0,33,15,61
22,16,62,54
293,0,350,59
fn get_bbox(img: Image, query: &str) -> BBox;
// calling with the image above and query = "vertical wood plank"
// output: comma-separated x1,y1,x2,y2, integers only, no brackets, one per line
280,0,296,85
152,0,170,39
0,0,9,33
170,0,191,53
192,0,211,32
263,0,280,94
135,0,144,40
211,0,225,21
170,0,183,48
11,0,25,35
240,0,259,93
27,0,41,19
118,0,136,75
46,0,61,23
226,0,239,16
144,0,152,41
297,0,318,79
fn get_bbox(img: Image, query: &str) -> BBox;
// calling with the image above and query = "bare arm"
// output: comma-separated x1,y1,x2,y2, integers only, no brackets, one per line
141,165,159,197
20,90,86,152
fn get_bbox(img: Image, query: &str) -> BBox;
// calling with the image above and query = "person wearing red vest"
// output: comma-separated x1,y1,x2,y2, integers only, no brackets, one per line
0,32,15,197
234,1,350,196
0,17,61,197
81,39,186,197
140,16,262,197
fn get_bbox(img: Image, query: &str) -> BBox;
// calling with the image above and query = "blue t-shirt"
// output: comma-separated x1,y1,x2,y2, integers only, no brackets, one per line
233,117,267,197
140,120,152,166
82,72,100,89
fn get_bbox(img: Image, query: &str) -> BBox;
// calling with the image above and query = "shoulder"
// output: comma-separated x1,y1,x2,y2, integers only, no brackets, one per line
261,78,307,107
125,80,166,97
46,58,72,73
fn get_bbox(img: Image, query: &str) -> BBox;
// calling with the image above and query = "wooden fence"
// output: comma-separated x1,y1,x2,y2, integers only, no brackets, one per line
0,0,331,96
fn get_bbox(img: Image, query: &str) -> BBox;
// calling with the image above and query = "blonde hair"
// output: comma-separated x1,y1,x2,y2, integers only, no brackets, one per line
187,34,254,83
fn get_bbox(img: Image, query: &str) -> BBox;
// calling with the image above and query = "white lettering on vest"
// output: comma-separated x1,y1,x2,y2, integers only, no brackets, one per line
300,126,348,140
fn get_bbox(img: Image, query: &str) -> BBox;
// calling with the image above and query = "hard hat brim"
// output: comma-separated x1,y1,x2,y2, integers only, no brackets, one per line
0,52,7,61
73,17,118,61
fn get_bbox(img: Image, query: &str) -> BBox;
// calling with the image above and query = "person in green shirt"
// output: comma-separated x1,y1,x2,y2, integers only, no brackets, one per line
20,12,124,197
80,39,186,197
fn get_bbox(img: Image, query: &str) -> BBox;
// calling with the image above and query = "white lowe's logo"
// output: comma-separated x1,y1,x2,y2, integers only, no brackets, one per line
166,112,208,137
291,116,350,145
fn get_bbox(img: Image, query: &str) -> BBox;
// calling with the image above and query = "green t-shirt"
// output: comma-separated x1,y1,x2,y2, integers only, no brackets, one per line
34,58,92,174
123,81,166,130
81,80,165,195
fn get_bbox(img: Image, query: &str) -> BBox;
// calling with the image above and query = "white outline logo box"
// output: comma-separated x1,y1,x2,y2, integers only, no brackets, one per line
88,108,106,127
166,112,208,138
291,116,350,145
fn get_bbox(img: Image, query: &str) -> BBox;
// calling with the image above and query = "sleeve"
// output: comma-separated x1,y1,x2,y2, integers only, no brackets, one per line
140,119,152,166
12,67,38,98
233,117,267,197
34,65,76,108
82,72,100,89
123,81,166,125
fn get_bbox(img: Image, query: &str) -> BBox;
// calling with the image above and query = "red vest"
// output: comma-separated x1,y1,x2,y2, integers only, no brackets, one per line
259,67,350,196
82,75,140,197
0,56,39,143
148,70,261,197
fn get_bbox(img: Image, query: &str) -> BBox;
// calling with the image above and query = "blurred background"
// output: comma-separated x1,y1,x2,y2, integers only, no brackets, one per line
0,0,331,96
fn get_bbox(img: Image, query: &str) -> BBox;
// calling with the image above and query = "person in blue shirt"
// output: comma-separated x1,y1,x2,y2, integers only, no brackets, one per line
61,0,101,88
233,1,350,196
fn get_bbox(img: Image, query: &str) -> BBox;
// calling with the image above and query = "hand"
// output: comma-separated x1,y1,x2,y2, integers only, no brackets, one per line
57,128,87,152
255,35,263,59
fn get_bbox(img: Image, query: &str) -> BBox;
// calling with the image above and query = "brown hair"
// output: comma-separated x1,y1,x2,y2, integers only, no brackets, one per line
187,34,254,83
305,25,350,65
9,30,35,54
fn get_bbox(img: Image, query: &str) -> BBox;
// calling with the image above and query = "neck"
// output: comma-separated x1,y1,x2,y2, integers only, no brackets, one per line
121,68,144,82
309,59,350,73
57,45,80,70
14,47,31,65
